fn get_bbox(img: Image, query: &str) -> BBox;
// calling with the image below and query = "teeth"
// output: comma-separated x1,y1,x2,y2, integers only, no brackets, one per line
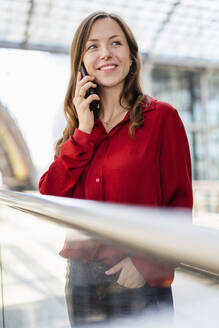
100,65,116,71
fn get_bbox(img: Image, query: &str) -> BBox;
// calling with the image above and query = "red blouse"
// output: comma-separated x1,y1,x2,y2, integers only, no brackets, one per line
39,96,193,287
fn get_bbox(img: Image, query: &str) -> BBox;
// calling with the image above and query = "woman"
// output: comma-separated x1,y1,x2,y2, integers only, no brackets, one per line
39,11,193,326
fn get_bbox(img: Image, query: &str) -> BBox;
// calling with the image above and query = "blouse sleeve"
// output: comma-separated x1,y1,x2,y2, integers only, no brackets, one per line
39,128,97,197
160,108,193,208
131,107,193,286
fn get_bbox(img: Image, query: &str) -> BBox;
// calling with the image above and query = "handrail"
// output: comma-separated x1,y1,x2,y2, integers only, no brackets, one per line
0,190,219,277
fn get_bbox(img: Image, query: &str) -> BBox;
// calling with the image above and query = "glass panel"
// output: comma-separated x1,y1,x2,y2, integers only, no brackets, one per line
0,206,69,328
0,246,3,328
151,67,202,125
0,205,176,327
208,129,219,180
207,71,219,124
0,206,219,328
1,202,219,327
188,131,206,180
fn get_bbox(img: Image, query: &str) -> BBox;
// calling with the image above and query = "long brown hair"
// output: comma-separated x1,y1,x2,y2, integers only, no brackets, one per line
55,11,147,156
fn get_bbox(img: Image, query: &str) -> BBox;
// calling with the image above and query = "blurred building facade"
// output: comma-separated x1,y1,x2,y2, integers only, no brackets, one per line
0,102,35,190
149,64,219,181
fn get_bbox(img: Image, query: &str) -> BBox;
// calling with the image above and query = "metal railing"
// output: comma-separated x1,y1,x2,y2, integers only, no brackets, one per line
0,190,219,277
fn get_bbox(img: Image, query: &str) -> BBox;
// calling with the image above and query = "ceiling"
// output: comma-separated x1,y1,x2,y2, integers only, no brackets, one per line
1,0,219,65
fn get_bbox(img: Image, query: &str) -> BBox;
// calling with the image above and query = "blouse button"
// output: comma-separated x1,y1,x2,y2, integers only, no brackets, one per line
96,178,100,183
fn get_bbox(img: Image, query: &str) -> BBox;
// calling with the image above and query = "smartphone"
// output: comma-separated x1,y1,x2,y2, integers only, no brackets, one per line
80,62,100,120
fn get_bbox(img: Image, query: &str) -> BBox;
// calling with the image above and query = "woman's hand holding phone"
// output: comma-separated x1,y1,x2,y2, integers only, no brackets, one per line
73,72,100,134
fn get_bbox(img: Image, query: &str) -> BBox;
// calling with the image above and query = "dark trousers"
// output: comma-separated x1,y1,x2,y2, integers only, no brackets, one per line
65,260,174,326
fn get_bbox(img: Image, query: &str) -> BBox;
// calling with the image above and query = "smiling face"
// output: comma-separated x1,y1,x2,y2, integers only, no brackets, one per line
82,18,132,91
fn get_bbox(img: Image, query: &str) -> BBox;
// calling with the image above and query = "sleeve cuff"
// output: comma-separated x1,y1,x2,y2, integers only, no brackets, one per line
60,128,96,158
73,128,96,147
58,128,98,169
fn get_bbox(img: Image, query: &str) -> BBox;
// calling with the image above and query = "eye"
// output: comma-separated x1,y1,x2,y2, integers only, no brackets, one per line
112,41,121,46
87,44,97,50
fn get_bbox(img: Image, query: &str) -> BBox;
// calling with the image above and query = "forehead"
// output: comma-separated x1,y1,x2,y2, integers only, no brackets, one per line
88,18,125,40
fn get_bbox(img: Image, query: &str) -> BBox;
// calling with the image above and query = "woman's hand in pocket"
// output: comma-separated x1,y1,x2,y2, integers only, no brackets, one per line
105,257,146,288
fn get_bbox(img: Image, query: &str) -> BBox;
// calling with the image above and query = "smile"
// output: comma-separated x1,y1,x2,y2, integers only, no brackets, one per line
99,65,117,71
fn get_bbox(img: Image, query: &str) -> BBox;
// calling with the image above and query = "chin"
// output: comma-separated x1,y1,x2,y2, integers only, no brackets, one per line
100,82,118,88
97,78,125,89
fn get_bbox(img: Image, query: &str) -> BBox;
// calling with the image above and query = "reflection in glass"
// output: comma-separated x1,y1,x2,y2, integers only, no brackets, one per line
3,200,219,327
61,232,174,326
1,205,175,327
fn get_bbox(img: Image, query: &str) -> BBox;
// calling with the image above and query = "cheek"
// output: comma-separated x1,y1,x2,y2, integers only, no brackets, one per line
87,63,98,76
122,59,131,74
83,53,97,67
82,56,90,68
119,52,131,69
82,55,92,71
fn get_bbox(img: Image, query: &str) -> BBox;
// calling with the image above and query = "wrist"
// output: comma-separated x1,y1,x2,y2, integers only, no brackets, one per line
78,126,92,134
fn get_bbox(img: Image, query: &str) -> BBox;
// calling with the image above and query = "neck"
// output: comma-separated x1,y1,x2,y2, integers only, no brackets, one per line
99,85,128,121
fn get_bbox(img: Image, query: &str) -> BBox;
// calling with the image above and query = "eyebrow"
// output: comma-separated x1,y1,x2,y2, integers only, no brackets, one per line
87,34,120,42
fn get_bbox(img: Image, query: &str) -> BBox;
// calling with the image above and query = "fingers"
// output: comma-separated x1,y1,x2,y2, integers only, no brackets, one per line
80,81,97,98
116,267,129,285
72,72,98,132
105,260,124,275
73,93,99,108
73,72,99,111
117,271,135,288
73,79,100,107
105,257,146,289
117,267,146,288
83,93,100,107
75,72,95,99
117,274,125,286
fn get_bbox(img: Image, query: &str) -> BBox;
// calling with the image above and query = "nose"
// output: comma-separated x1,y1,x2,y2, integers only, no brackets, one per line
99,45,112,60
